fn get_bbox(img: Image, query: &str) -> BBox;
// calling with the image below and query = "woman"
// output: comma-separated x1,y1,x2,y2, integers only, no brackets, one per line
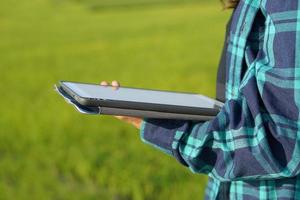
102,0,300,199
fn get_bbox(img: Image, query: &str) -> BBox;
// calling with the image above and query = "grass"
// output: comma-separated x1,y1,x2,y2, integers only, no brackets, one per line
0,0,230,199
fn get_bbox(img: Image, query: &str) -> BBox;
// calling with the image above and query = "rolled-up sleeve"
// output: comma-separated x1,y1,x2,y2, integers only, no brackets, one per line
140,76,300,181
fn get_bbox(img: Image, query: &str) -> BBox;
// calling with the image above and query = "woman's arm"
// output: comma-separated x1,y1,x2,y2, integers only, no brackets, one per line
141,71,300,182
101,67,300,182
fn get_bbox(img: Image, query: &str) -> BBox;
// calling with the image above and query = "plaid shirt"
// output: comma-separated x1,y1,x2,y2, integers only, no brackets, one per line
140,0,300,199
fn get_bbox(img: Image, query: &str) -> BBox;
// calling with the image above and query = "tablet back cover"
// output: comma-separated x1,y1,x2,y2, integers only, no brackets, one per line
55,85,216,121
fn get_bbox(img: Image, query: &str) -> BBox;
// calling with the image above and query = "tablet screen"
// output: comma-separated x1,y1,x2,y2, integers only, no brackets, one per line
61,81,222,109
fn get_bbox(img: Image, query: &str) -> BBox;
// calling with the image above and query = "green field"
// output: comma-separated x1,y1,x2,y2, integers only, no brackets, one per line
0,0,230,199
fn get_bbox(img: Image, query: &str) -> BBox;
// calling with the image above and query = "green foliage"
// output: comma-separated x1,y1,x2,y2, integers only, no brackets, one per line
0,0,230,199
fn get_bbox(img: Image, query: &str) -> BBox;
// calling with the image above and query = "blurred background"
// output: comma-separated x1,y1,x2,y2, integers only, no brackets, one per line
0,0,231,199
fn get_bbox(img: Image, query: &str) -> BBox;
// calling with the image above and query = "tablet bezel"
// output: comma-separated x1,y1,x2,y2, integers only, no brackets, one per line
59,81,224,116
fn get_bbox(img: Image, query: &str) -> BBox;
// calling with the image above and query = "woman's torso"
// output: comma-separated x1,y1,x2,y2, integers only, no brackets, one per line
211,0,300,199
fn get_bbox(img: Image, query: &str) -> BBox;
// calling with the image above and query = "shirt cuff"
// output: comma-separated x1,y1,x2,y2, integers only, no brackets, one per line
140,118,190,166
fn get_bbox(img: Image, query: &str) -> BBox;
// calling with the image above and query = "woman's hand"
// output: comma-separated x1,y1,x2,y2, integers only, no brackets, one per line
100,80,143,129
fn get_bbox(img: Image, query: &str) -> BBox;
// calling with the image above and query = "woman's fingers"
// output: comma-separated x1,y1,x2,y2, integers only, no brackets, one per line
100,80,120,88
111,80,120,87
100,80,141,129
111,80,120,90
100,81,109,86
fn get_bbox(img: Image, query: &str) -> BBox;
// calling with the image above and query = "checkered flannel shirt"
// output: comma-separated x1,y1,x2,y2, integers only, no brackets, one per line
140,0,300,199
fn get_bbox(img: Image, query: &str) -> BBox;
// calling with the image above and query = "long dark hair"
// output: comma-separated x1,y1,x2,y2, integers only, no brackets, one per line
221,0,239,8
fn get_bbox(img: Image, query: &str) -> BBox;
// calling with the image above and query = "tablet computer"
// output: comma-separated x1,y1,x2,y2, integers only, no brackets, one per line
58,81,224,117
56,84,217,121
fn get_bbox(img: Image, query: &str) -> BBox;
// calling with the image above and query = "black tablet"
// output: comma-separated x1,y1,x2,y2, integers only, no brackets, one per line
58,81,224,116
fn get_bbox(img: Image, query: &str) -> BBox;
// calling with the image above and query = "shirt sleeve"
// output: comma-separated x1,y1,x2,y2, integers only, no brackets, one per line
140,5,300,181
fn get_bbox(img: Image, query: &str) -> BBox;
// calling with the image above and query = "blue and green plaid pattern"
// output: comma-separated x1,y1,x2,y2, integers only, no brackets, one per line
140,0,300,199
